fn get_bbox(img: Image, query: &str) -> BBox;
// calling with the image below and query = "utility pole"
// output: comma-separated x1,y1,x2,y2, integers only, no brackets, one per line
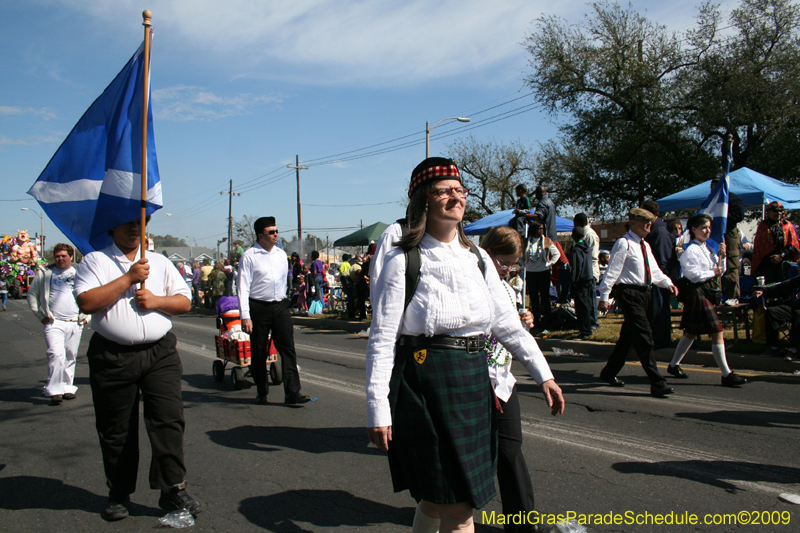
287,155,309,261
220,179,240,259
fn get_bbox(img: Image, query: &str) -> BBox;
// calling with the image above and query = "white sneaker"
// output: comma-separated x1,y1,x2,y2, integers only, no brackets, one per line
724,299,739,306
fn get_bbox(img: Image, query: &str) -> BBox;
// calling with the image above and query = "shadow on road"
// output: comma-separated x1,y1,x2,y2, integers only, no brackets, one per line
612,460,800,491
0,475,160,516
239,489,413,532
207,425,383,455
675,410,800,429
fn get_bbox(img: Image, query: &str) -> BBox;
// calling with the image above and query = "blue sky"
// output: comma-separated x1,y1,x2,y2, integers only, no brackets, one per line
2,0,738,252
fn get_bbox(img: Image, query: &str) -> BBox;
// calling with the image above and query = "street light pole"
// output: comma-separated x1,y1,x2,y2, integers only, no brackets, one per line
287,155,309,261
20,208,44,258
426,116,470,157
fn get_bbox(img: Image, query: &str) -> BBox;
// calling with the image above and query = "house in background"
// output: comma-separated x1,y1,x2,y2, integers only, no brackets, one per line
156,246,218,265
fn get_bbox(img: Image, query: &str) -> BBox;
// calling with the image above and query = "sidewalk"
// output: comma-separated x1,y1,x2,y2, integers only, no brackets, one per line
290,315,800,375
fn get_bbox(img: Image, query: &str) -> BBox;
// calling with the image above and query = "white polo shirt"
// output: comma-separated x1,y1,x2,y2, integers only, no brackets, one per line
237,243,289,319
74,244,191,345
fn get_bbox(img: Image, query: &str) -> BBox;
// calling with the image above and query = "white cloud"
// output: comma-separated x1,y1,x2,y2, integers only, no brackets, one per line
0,106,58,120
45,0,741,89
0,134,62,146
152,86,282,121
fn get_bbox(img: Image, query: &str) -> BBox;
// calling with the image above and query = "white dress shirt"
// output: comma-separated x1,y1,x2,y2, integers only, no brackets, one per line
680,241,718,284
598,231,673,302
237,243,289,319
74,245,191,345
366,227,553,428
487,280,519,403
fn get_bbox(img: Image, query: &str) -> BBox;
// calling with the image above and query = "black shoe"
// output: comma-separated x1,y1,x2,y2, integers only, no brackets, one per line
600,375,625,387
721,372,747,387
650,384,674,397
254,394,268,405
667,364,688,379
101,496,129,521
159,488,202,516
285,392,311,405
49,395,62,405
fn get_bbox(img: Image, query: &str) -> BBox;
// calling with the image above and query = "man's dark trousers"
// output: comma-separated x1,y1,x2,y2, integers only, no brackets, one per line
573,280,593,337
249,298,302,397
87,331,186,497
648,286,673,350
600,285,667,387
526,270,552,328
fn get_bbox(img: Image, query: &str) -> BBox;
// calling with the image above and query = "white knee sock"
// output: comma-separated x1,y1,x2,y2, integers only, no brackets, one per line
712,344,731,377
670,336,694,366
412,502,440,533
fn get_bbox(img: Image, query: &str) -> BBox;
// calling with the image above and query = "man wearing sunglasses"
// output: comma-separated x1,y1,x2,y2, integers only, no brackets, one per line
238,217,309,405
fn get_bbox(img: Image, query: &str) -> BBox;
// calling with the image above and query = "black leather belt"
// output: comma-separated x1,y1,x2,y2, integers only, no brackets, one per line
615,283,651,292
397,334,485,354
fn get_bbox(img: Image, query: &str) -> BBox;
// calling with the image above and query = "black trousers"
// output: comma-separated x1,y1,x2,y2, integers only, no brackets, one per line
765,304,800,348
573,279,593,336
601,285,666,387
87,332,186,496
497,385,535,533
648,286,673,350
249,298,302,396
526,270,552,328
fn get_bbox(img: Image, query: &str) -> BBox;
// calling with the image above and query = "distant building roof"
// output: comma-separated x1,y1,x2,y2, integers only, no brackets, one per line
155,246,220,263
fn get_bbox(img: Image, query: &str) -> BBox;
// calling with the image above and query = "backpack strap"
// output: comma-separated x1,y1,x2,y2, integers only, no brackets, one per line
403,243,487,312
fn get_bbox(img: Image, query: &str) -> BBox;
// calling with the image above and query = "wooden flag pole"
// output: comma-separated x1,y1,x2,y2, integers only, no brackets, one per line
140,10,153,288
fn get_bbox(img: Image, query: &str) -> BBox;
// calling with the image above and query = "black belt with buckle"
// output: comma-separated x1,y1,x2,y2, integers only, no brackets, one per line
397,334,485,354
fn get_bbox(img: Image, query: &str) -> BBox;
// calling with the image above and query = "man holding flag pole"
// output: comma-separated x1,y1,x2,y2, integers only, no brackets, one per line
28,11,201,521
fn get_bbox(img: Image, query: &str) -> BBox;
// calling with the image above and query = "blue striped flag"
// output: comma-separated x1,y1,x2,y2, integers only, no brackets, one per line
696,175,729,255
27,41,161,255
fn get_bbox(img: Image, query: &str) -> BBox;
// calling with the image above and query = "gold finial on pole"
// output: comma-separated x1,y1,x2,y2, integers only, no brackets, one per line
143,10,152,27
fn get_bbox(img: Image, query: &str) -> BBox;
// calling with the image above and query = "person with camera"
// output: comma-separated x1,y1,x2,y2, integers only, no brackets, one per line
667,213,747,387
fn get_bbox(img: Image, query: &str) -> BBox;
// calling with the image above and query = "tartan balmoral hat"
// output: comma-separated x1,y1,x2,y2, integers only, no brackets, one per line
408,157,462,198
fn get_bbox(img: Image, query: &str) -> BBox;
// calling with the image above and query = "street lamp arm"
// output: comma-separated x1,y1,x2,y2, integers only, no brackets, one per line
429,116,470,132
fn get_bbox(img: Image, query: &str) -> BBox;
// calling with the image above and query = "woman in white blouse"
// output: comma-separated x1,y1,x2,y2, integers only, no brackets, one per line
668,213,747,387
366,158,564,533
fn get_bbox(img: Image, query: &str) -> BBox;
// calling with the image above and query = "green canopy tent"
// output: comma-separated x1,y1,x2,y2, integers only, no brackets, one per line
333,222,389,247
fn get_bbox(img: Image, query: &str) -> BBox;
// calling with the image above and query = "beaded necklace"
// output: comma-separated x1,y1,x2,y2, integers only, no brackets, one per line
485,281,514,367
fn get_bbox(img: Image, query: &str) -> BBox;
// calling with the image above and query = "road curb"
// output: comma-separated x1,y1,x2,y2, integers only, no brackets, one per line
290,316,800,374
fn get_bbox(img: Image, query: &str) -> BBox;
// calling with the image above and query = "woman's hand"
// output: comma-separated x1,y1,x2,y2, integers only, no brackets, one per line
520,310,534,328
540,379,565,416
368,426,392,451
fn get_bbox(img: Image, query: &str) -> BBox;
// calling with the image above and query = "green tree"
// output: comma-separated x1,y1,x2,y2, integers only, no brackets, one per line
152,234,187,247
682,0,800,180
524,0,800,217
447,135,536,222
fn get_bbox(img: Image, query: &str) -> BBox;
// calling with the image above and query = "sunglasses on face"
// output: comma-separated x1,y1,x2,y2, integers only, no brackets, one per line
429,187,470,200
265,229,279,235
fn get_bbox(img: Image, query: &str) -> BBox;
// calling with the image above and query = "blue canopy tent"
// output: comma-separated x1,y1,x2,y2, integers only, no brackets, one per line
657,167,800,211
463,208,574,235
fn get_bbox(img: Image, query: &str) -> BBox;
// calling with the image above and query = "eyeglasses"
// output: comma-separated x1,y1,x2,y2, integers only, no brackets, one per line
266,229,279,235
492,256,518,271
429,186,470,200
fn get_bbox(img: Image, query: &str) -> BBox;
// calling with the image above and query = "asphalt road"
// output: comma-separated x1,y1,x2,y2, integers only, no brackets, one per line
1,297,799,532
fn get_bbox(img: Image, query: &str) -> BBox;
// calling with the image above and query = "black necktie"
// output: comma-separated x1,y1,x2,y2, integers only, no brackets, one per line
640,240,651,286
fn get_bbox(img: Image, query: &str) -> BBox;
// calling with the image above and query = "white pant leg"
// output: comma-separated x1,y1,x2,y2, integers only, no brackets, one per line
62,321,83,394
43,322,67,397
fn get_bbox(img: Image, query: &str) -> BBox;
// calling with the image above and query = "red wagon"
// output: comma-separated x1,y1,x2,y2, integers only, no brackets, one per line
212,309,281,390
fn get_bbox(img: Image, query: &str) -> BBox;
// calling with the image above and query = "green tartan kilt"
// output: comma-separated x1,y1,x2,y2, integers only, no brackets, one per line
387,343,497,509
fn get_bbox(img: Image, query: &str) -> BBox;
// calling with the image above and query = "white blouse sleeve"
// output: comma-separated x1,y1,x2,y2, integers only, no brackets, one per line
480,248,554,385
365,244,407,428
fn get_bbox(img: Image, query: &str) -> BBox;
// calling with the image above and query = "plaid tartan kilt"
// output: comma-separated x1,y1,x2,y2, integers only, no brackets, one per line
680,285,723,335
387,343,497,509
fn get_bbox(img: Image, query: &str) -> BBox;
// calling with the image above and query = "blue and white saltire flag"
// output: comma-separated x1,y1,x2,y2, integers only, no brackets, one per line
27,41,162,255
694,175,729,255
